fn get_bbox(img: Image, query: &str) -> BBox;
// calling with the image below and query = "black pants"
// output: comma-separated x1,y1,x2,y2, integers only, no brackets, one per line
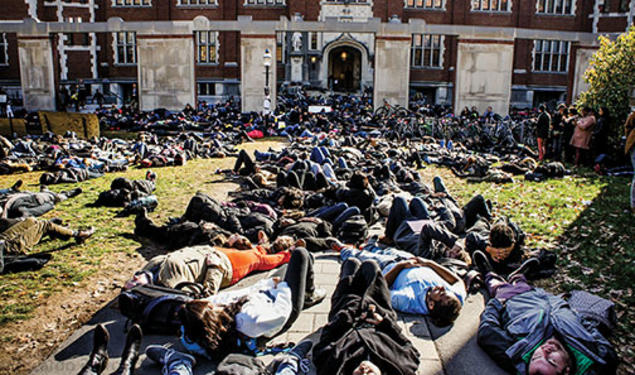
234,150,256,175
331,258,394,321
271,247,315,335
462,194,492,230
277,170,328,191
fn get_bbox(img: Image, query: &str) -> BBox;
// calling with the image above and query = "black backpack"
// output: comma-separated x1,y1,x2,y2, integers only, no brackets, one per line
118,283,201,335
337,214,368,245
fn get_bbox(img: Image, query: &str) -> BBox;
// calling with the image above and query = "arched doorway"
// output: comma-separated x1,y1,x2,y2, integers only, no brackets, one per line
328,46,362,92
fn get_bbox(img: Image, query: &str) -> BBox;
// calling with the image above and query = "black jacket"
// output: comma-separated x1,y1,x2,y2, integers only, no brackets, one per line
313,266,420,375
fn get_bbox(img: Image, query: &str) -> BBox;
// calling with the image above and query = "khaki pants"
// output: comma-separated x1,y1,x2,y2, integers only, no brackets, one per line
143,245,233,296
0,217,75,255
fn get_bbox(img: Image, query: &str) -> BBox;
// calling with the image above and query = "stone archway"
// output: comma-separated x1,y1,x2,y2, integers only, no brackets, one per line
328,46,361,92
320,37,371,93
328,46,362,92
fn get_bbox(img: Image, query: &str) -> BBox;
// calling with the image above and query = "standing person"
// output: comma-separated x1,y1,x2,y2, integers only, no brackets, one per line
563,106,578,163
570,107,596,167
592,106,610,167
93,89,105,108
624,110,635,213
536,105,551,161
550,104,566,161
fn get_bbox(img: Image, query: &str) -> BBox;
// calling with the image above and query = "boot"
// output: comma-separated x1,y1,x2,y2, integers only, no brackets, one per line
75,227,95,244
78,324,109,375
109,324,142,375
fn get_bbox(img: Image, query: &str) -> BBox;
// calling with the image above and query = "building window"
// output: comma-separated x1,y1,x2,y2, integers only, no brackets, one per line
536,0,575,15
471,0,511,12
196,31,219,64
309,32,319,51
198,82,216,96
113,0,151,6
532,40,570,73
244,0,285,5
178,0,217,5
405,0,444,9
0,34,8,66
411,34,444,68
600,0,631,13
114,32,136,65
325,0,367,2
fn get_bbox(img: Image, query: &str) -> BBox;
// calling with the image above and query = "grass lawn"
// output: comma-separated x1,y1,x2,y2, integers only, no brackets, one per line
418,165,634,374
0,140,285,375
0,140,631,374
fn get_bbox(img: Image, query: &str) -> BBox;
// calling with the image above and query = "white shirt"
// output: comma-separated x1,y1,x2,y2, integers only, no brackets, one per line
204,278,292,338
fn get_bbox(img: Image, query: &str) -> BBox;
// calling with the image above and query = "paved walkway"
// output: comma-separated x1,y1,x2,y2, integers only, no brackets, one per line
32,253,507,375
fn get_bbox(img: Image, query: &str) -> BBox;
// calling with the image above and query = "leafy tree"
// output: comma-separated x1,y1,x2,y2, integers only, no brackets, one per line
578,26,635,151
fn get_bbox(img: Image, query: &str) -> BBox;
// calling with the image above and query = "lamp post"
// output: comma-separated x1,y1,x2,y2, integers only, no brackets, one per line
263,48,272,114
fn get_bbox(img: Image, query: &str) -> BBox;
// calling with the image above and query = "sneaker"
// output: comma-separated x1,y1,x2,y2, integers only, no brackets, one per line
289,340,313,359
146,345,196,368
304,288,326,309
75,227,95,243
472,250,492,274
508,257,540,280
66,187,83,198
326,237,345,252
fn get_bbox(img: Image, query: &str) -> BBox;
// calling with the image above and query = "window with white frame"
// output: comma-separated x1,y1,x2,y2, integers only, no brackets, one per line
113,0,151,6
0,34,8,66
114,32,136,65
532,40,570,73
196,31,219,64
536,0,575,15
244,0,285,5
405,0,444,9
411,34,444,68
471,0,511,12
178,0,217,6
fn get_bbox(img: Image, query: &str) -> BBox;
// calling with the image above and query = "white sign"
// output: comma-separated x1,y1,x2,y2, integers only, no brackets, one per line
309,105,332,113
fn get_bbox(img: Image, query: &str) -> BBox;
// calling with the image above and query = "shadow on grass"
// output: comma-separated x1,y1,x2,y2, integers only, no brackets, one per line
551,176,633,374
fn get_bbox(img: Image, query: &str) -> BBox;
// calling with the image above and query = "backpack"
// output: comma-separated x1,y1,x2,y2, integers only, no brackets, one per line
337,214,368,245
567,290,616,335
118,283,202,335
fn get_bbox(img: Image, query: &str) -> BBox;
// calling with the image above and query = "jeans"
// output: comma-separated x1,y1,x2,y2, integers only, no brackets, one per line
340,246,411,270
338,157,348,169
332,206,360,227
385,196,430,240
309,202,348,220
631,148,635,209
166,361,193,375
485,273,532,301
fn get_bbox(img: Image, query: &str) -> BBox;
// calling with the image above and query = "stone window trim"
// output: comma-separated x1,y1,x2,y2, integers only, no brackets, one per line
532,39,571,74
243,0,286,7
112,0,152,7
195,31,220,65
404,0,446,11
0,33,8,66
177,0,218,7
411,34,445,69
471,0,512,13
535,0,576,16
113,31,137,66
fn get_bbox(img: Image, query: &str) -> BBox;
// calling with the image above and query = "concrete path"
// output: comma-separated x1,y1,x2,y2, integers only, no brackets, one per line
32,253,507,375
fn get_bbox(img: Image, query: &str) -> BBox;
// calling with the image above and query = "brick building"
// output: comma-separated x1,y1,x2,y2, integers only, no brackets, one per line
0,0,633,113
